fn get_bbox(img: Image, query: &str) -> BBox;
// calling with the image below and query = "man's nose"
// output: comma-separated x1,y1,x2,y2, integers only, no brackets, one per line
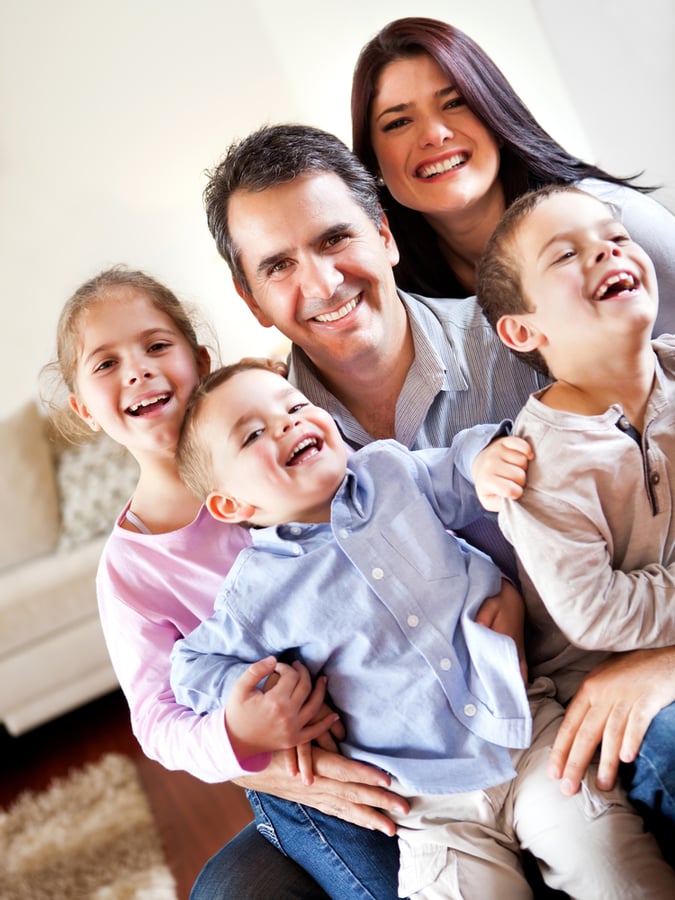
298,255,343,300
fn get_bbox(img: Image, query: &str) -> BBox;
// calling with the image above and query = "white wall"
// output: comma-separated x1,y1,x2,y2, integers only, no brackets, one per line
1,0,670,418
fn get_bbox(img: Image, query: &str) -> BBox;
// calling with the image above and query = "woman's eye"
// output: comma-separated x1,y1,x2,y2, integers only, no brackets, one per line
444,96,466,111
381,117,410,132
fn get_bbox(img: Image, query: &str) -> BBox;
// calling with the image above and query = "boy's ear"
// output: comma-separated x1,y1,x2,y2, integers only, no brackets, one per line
496,315,546,354
233,278,274,328
206,491,256,524
197,346,211,378
68,395,101,432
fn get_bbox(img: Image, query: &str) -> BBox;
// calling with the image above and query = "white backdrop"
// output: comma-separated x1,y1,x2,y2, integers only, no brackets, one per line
1,0,672,416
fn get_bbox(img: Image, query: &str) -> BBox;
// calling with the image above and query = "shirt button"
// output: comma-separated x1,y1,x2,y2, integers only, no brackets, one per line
464,703,477,718
372,567,384,580
649,471,660,485
290,526,302,537
407,615,419,628
617,416,631,431
338,528,349,539
440,657,451,670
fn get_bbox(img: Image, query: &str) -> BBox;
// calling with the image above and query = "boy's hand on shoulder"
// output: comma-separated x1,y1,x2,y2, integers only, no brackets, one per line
225,657,339,778
473,436,534,512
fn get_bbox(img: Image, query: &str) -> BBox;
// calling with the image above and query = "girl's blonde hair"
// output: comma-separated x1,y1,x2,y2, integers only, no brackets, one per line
41,265,210,443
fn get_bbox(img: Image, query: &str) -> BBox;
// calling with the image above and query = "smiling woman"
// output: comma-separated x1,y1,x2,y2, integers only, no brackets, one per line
350,16,675,337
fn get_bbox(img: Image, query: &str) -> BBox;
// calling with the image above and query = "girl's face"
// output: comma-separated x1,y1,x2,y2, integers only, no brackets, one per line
370,53,503,222
69,287,209,456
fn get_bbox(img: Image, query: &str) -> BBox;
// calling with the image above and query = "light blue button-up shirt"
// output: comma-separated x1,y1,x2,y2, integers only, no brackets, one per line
171,438,531,795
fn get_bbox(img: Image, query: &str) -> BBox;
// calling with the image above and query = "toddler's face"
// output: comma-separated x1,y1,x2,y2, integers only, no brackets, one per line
512,191,657,360
201,368,347,527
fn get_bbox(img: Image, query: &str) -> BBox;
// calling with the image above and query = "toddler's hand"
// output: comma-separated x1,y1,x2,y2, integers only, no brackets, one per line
473,436,533,512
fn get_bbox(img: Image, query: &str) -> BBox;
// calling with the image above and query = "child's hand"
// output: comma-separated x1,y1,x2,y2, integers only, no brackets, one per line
226,657,339,778
472,436,533,512
475,580,528,683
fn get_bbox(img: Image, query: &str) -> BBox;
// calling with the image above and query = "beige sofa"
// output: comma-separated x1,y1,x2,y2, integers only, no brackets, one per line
0,400,138,735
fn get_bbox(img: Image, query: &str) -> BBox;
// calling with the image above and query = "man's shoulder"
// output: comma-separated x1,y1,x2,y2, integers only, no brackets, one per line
401,289,487,329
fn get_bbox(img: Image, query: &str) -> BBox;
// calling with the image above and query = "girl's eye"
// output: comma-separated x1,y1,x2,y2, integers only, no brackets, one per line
553,250,575,264
242,428,264,447
93,359,115,373
611,233,630,244
289,402,308,414
149,341,171,352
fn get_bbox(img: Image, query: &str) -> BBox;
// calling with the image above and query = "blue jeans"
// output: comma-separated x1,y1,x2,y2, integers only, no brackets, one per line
190,821,330,899
622,700,675,866
248,791,401,899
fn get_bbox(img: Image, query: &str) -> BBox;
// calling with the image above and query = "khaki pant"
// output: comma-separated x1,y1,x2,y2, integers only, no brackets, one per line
392,678,675,899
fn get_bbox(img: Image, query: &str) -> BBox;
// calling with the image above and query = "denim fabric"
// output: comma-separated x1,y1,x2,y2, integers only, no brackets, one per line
248,791,401,900
623,701,675,866
190,820,329,899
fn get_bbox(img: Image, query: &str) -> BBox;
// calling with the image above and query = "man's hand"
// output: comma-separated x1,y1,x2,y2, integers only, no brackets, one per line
475,579,528,683
473,436,533,512
548,648,675,794
236,747,410,836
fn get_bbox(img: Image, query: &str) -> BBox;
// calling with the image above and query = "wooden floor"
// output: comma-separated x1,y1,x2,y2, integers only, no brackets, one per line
0,689,254,899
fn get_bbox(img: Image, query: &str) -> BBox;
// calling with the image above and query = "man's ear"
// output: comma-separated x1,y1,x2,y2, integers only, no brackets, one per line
206,491,256,524
379,212,400,268
233,278,274,328
496,315,546,354
68,395,101,432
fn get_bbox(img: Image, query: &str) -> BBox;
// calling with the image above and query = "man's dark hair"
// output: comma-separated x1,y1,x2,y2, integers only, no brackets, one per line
203,124,383,293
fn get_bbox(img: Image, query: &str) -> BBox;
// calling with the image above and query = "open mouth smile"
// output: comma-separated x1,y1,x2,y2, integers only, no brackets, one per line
286,436,322,466
416,152,469,180
126,393,171,416
313,296,360,323
593,271,638,301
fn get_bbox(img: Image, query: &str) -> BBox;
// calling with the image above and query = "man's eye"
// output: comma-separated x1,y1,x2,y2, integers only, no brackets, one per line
268,260,291,278
326,233,349,249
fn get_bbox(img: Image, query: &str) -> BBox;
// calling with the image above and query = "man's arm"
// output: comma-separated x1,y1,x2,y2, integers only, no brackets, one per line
548,647,675,793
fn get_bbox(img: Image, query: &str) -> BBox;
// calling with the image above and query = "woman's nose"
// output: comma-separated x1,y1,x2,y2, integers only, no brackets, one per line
419,116,454,148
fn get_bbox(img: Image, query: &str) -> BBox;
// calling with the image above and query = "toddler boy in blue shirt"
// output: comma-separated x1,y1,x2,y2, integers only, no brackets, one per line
170,361,673,899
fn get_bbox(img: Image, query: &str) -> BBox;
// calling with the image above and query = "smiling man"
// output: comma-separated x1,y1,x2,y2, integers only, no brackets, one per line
199,127,675,893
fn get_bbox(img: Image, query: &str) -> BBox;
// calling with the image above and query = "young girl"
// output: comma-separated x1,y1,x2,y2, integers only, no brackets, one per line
43,266,402,899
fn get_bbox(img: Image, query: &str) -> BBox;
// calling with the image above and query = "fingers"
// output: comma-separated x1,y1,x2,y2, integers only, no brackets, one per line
233,656,278,698
297,742,314,786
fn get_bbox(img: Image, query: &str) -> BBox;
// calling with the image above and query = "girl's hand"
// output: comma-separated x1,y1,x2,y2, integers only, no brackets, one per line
473,436,533,512
226,658,339,766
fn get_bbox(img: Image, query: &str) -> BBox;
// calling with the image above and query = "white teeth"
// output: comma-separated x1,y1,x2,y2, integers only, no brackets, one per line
315,297,358,323
287,437,317,465
418,153,467,179
129,393,169,413
595,272,636,300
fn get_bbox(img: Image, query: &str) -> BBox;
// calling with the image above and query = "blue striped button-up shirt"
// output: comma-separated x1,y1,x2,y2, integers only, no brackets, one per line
171,439,531,795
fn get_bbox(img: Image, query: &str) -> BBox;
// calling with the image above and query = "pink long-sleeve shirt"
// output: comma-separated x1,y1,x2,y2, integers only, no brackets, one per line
96,502,269,782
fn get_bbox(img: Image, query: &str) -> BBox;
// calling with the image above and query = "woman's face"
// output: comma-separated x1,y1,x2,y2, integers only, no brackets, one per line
370,53,503,222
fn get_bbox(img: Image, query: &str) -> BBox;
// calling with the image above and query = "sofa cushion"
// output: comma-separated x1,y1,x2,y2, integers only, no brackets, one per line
55,433,139,551
0,401,61,571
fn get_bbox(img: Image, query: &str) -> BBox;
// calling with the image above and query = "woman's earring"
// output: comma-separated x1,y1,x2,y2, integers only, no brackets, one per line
376,175,385,187
88,417,100,432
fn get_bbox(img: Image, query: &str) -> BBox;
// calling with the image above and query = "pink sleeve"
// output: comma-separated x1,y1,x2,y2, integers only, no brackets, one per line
96,513,270,783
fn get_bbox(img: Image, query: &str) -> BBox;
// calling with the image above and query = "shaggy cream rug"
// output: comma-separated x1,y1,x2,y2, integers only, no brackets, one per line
0,753,178,899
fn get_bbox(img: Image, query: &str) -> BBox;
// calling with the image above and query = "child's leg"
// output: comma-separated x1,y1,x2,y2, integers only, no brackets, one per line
391,785,533,900
622,700,675,866
512,680,675,899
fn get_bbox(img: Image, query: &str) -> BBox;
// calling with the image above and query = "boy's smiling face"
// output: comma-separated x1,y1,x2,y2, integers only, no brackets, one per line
507,191,657,372
200,367,348,527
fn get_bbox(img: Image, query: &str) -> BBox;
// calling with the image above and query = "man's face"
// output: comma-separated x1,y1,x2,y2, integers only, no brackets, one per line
228,171,401,373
